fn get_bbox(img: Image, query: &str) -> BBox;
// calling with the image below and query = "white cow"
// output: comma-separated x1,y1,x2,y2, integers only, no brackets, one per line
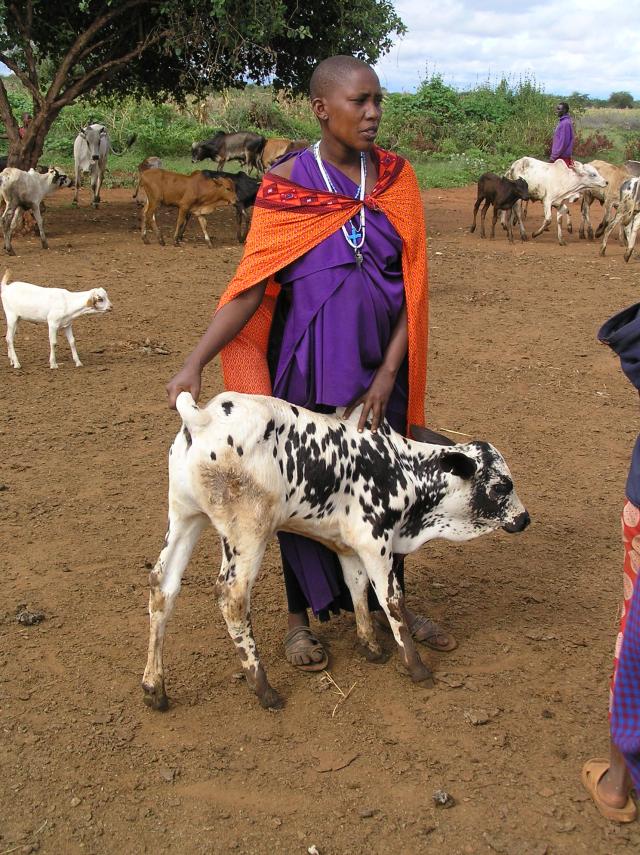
73,123,135,207
599,177,640,262
505,157,607,245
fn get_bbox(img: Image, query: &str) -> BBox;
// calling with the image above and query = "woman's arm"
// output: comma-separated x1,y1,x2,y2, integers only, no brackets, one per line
344,304,408,432
166,280,267,408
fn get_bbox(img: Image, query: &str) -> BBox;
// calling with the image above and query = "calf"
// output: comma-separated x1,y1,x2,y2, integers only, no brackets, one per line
140,169,237,247
1,270,112,369
142,392,529,712
505,157,607,245
600,177,640,262
132,156,162,203
0,166,73,255
191,131,265,174
470,173,529,242
579,160,631,240
201,169,259,242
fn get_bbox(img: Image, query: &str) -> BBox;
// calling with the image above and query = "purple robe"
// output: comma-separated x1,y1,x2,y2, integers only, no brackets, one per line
550,114,575,162
271,148,408,617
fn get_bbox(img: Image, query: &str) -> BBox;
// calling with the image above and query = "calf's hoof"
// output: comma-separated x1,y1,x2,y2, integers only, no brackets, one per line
579,232,585,240
5,247,16,256
409,659,435,687
258,686,285,710
358,641,388,663
142,683,169,711
625,252,632,263
559,239,567,247
599,247,606,257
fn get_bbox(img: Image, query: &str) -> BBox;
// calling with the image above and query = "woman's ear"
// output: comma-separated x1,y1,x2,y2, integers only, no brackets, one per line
311,96,328,122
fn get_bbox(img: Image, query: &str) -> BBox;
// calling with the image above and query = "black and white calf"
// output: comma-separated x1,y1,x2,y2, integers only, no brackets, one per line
142,392,529,711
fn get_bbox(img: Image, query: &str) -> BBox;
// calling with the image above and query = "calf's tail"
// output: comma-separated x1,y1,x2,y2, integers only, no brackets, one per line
176,391,212,431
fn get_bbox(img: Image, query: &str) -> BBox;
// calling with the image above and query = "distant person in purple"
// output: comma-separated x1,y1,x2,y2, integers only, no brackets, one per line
550,102,575,166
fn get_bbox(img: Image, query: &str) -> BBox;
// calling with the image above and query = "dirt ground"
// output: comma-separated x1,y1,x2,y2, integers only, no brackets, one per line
2,183,640,855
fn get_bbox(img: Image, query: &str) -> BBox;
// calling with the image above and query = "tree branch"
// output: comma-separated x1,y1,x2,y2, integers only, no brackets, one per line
46,0,152,105
0,53,43,104
52,29,167,109
7,1,39,92
0,77,20,145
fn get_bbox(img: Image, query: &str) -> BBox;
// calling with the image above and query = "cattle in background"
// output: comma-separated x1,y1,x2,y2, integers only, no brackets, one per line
73,123,136,207
470,173,529,242
139,169,236,247
142,392,529,712
579,160,631,240
132,156,163,204
505,157,607,245
600,177,640,262
257,138,309,172
0,166,73,255
191,131,265,173
201,169,259,242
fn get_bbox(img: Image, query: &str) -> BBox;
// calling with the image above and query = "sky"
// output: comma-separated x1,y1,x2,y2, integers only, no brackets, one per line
375,0,640,97
2,1,639,100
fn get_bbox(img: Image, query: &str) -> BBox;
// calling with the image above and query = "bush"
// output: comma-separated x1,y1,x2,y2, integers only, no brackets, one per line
625,135,640,161
573,132,614,158
609,91,635,109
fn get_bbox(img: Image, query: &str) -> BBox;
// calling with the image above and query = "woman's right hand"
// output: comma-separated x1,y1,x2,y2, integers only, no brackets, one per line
166,360,202,409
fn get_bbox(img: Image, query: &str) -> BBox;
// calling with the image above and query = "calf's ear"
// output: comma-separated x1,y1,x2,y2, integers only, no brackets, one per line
410,424,456,446
440,451,476,480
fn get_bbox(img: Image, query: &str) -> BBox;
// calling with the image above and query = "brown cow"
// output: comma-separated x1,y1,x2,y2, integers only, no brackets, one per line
140,169,236,248
258,138,309,172
132,156,163,204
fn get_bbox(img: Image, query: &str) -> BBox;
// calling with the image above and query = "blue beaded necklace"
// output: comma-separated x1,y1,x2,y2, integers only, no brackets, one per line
313,141,366,268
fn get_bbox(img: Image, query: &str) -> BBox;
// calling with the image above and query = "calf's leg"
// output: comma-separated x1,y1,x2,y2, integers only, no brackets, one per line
600,208,624,256
196,215,214,248
339,553,384,661
624,215,640,263
216,537,283,709
470,195,482,233
142,509,208,710
363,552,433,685
532,200,553,240
31,203,48,250
479,200,490,238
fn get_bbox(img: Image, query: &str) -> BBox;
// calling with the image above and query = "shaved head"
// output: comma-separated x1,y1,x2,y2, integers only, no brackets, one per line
310,56,378,100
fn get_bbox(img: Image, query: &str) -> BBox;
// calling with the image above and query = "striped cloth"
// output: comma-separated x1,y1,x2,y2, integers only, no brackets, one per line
216,146,429,432
611,500,640,790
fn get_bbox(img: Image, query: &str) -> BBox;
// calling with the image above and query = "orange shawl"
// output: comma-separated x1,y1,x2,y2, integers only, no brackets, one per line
217,147,428,430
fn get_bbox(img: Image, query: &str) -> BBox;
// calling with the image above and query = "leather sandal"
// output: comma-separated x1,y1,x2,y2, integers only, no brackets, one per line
581,758,637,823
284,625,329,672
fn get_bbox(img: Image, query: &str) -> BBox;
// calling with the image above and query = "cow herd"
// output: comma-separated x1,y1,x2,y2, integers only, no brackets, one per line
0,127,309,256
471,156,640,262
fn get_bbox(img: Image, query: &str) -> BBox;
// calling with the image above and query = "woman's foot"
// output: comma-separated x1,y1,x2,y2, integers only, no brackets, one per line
373,609,458,652
284,612,328,671
581,758,637,822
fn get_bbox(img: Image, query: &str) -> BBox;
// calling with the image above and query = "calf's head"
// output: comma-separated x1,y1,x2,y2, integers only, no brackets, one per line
411,428,529,542
514,177,529,201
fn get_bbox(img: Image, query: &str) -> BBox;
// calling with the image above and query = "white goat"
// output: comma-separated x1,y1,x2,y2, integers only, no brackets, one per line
0,166,73,255
1,270,112,369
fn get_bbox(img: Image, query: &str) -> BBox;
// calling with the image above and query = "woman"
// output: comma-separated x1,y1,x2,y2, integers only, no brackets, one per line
581,304,640,822
167,55,456,671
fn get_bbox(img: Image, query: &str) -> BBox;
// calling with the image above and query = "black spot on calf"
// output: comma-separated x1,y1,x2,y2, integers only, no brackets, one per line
221,400,234,415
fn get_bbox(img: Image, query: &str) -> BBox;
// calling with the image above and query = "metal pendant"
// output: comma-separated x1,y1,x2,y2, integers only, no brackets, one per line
355,249,363,269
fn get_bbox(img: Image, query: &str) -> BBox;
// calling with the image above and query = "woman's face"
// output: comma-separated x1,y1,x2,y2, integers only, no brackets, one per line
312,67,383,152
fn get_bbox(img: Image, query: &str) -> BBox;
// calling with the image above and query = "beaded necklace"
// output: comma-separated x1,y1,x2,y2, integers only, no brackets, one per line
313,141,366,268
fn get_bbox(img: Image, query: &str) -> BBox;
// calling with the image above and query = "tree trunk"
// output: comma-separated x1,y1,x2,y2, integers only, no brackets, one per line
6,108,61,169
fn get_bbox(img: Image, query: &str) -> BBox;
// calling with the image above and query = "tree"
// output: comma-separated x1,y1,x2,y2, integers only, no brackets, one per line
0,0,405,167
609,91,635,109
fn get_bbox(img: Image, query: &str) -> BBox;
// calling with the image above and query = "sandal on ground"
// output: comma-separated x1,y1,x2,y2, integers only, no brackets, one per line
373,612,458,652
408,614,458,652
284,626,328,672
581,758,637,823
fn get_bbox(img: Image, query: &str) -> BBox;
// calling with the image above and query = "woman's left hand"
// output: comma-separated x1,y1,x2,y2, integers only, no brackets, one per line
344,365,397,433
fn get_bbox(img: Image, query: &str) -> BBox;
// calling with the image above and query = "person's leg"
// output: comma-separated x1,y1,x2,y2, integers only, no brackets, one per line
597,741,633,808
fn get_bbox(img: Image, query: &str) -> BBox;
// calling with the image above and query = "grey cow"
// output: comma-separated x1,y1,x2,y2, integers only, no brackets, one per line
142,392,529,713
73,123,135,207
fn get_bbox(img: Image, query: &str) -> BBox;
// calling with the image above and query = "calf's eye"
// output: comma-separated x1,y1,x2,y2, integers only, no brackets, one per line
489,479,512,500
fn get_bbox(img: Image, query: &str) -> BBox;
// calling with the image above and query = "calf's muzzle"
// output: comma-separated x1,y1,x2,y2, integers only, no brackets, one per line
502,510,531,533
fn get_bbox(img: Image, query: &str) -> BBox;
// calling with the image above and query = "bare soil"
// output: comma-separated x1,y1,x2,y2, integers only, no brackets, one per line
2,186,640,855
